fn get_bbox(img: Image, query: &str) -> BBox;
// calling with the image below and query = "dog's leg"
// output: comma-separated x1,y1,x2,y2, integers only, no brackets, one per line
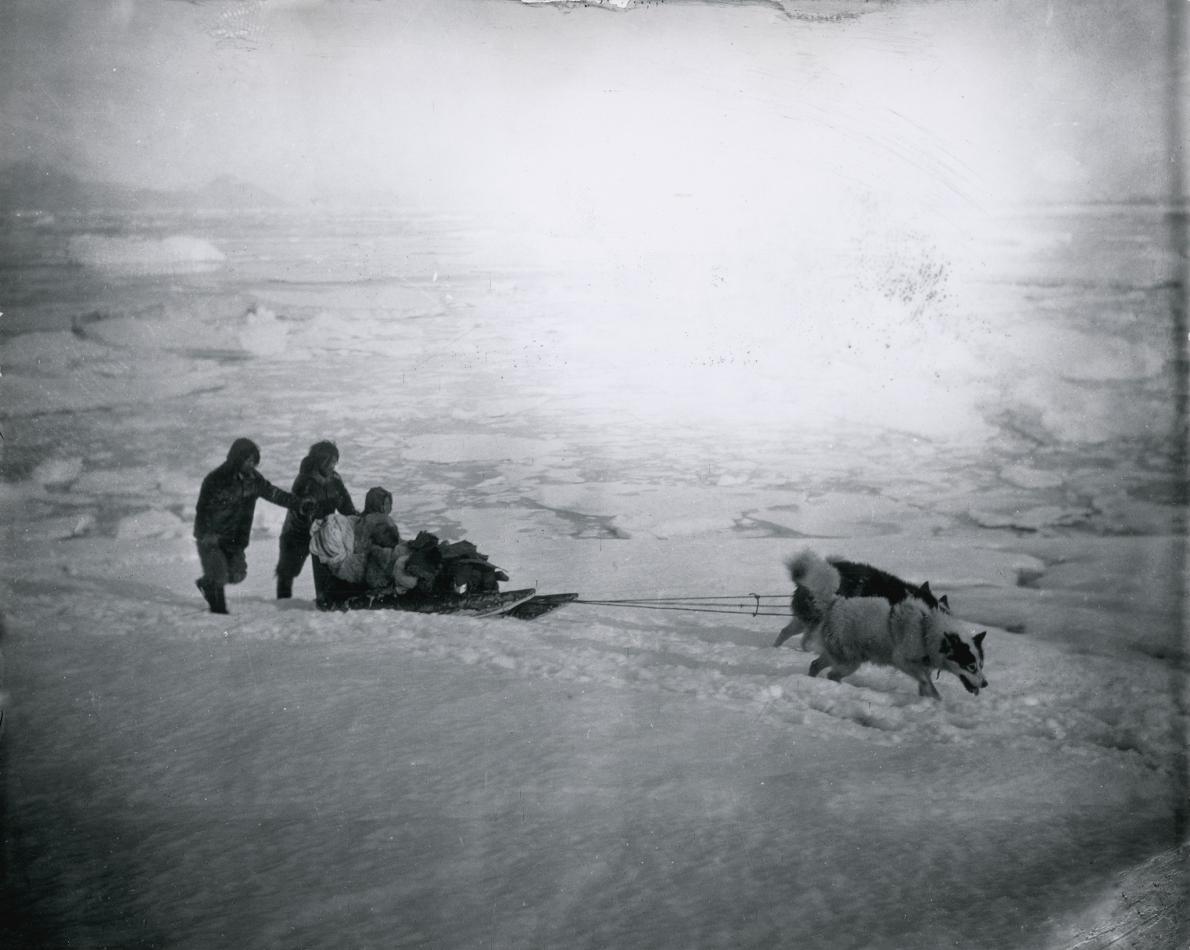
774,617,803,648
826,661,860,683
916,676,942,701
808,655,831,678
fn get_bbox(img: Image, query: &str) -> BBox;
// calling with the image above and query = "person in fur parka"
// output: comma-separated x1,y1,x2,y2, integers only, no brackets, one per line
355,487,415,591
194,437,313,614
275,440,357,599
308,486,419,606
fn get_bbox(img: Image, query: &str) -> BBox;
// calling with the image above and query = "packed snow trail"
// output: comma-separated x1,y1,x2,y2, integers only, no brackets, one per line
1,563,1180,950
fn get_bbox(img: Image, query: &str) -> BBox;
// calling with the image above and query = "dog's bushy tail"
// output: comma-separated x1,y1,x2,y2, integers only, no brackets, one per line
788,550,839,615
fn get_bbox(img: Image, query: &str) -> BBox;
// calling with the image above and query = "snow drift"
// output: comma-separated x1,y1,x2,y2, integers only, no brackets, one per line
67,233,226,275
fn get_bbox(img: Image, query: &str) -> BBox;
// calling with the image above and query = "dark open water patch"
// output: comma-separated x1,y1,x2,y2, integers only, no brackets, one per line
732,513,814,539
1126,479,1189,507
176,348,254,363
514,496,629,539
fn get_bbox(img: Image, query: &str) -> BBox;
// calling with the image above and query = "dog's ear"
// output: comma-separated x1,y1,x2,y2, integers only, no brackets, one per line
974,631,986,646
939,594,950,611
921,581,932,596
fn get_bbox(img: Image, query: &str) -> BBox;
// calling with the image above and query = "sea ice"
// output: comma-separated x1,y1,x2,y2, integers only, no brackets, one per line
68,233,226,275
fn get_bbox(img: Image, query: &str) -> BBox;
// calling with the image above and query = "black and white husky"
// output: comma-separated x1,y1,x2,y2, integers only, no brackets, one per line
784,550,987,701
774,554,949,648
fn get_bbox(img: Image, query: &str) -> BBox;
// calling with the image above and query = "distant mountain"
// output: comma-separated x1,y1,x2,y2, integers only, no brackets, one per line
0,162,287,212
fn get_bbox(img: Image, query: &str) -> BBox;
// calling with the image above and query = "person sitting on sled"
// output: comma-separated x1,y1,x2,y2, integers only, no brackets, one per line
356,487,424,593
194,438,316,614
275,440,357,601
348,491,504,596
307,486,422,605
309,486,510,605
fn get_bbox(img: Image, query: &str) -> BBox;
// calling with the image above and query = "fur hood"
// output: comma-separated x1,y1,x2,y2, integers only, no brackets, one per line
202,438,262,486
364,486,392,514
224,437,261,471
298,440,340,476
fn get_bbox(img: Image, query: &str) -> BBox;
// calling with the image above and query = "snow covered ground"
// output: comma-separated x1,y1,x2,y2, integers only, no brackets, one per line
0,198,1185,948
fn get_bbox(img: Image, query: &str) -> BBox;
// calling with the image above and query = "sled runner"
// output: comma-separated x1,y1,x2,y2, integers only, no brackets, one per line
321,587,578,620
503,591,580,620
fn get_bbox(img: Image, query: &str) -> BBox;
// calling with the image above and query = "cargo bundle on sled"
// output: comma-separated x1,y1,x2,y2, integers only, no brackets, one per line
308,512,576,620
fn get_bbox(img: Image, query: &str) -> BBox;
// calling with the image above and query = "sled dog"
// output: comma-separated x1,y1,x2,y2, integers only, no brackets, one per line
774,554,949,648
788,550,986,701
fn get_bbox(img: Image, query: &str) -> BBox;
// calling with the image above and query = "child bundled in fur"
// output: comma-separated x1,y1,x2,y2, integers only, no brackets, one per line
353,487,424,592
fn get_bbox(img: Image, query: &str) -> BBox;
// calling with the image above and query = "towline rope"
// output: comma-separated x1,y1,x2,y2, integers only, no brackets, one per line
571,593,790,618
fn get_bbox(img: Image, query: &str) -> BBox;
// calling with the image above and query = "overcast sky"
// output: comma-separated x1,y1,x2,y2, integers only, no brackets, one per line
0,0,1180,221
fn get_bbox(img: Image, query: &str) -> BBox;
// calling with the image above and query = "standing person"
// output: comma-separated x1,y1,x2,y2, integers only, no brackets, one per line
194,438,314,614
275,440,357,600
